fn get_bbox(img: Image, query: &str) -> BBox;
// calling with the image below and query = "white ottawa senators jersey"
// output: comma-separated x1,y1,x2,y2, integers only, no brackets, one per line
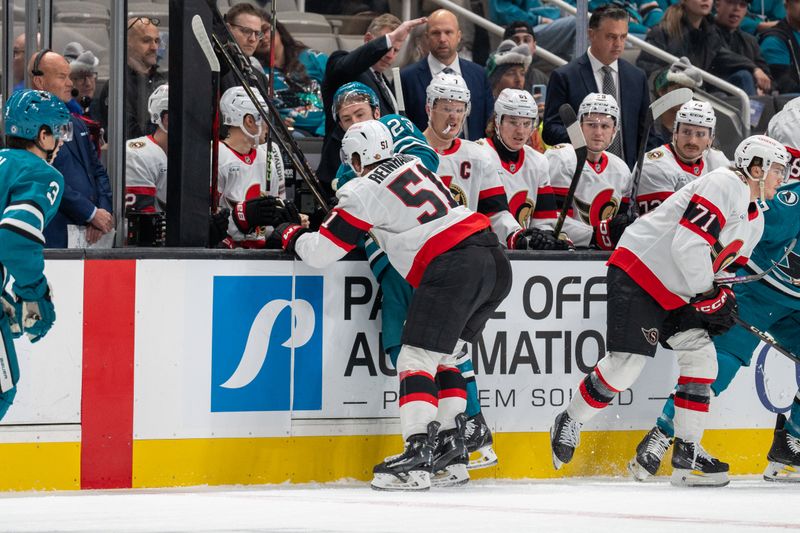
609,167,764,310
786,146,800,182
295,154,490,287
217,141,285,248
478,138,558,230
435,138,520,245
546,144,632,248
125,135,167,213
637,144,730,213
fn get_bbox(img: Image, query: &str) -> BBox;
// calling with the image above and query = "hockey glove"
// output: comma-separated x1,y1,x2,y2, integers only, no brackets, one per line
233,196,294,233
594,213,635,251
208,208,231,248
690,285,737,335
508,228,571,250
274,222,308,254
13,279,55,343
1,291,22,338
308,207,328,232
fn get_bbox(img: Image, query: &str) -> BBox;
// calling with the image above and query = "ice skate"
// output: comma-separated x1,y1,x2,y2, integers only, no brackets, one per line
763,414,800,483
431,413,470,487
628,426,673,481
550,410,582,470
670,438,729,487
464,412,498,470
371,421,439,491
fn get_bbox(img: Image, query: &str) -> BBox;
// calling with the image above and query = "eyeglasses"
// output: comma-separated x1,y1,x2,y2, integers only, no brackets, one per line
128,17,160,31
229,23,264,40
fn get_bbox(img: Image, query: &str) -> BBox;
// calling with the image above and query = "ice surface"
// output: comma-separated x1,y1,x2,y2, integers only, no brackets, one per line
1,477,798,532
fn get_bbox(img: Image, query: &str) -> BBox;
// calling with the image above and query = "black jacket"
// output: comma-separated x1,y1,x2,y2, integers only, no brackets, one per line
91,65,167,140
714,22,770,75
760,19,800,93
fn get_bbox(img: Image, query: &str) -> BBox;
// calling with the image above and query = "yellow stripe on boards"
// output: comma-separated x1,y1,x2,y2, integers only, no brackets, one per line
0,442,80,491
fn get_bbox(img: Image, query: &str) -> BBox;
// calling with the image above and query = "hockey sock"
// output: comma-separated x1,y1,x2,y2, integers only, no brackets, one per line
399,369,439,440
656,394,676,438
435,365,467,431
673,376,713,442
787,391,800,439
455,343,481,418
567,351,646,423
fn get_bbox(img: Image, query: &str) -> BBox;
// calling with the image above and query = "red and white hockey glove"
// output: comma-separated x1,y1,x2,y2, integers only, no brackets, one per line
274,222,308,254
594,213,635,251
689,285,737,335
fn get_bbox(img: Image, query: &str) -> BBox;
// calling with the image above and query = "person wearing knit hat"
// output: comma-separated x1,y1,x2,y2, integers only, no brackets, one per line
486,40,532,98
63,42,100,115
502,20,549,88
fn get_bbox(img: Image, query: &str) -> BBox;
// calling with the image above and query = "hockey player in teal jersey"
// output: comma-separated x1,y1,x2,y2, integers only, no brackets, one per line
629,179,800,483
0,89,71,419
331,82,498,469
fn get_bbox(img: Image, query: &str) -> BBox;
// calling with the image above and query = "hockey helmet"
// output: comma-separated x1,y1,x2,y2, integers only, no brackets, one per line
148,83,169,129
426,72,471,116
220,86,266,128
674,100,716,137
332,82,379,122
340,119,394,171
494,88,537,127
5,89,72,142
578,92,619,124
735,134,791,200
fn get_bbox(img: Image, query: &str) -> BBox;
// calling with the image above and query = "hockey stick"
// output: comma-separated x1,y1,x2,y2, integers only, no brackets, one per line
266,2,277,193
553,104,587,237
732,315,800,365
715,237,798,285
192,15,222,212
391,66,405,116
628,88,694,217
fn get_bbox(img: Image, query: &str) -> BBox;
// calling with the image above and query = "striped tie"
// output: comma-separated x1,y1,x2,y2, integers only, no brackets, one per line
602,65,623,158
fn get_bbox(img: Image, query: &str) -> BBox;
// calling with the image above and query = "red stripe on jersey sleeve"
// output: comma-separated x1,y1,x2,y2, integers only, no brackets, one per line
126,186,157,196
406,212,490,287
637,191,672,210
607,247,687,310
320,226,357,252
677,376,715,385
335,208,372,232
479,186,506,201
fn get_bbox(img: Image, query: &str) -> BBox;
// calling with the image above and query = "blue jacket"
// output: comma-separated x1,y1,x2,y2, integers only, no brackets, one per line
400,57,494,142
542,53,650,170
44,115,113,248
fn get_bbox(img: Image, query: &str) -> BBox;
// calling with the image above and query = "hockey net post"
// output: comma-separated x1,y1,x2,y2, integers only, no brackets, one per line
553,104,587,237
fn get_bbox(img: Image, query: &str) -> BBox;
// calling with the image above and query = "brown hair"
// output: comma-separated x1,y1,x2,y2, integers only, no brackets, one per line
366,14,401,36
225,3,264,25
263,14,311,85
661,3,687,41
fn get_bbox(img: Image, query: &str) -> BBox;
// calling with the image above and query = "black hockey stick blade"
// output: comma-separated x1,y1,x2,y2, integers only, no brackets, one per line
191,15,220,73
733,315,800,365
715,237,798,285
553,104,587,237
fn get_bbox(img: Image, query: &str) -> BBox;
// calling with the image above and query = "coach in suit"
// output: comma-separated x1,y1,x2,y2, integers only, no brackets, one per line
542,5,649,170
400,9,493,141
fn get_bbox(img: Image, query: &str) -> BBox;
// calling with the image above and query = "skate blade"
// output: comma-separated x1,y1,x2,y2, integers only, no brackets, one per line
670,468,729,487
627,458,655,482
432,464,469,488
370,470,431,491
467,446,498,470
763,461,800,483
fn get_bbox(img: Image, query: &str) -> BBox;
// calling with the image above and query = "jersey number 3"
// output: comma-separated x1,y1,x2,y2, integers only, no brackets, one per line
387,165,458,224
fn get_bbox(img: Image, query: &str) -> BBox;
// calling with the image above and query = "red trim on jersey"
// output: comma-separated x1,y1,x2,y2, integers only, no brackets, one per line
607,247,687,310
595,367,622,393
748,202,759,221
126,186,157,197
787,146,800,158
438,388,468,399
488,138,525,174
320,226,356,252
637,191,672,209
406,212,490,287
437,365,458,373
245,183,261,201
399,392,439,407
674,397,710,412
146,134,157,144
732,255,749,268
677,376,715,385
579,379,608,409
479,186,506,201
712,240,744,272
399,370,434,381
589,187,615,227
436,138,462,156
551,186,575,217
335,208,373,232
508,190,529,221
441,175,453,188
587,153,608,174
679,194,727,245
226,145,258,165
666,144,704,176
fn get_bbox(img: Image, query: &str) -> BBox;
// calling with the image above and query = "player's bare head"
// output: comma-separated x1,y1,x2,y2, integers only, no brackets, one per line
426,72,471,140
340,120,394,176
220,86,266,147
333,82,380,132
734,135,791,202
579,93,619,154
426,10,461,64
494,88,536,151
672,100,715,161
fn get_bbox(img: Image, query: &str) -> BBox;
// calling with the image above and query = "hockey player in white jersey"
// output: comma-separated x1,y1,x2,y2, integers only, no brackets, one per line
767,99,800,183
550,135,790,487
275,120,512,491
637,100,729,213
545,93,632,249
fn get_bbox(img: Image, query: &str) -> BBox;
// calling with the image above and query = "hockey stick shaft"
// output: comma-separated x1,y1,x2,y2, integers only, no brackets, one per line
266,5,277,194
553,104,587,237
715,237,798,285
733,315,800,365
628,88,694,217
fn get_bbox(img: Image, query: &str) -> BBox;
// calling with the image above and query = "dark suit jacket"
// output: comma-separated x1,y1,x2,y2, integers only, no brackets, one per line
542,53,650,170
318,35,396,187
44,115,113,248
400,57,493,141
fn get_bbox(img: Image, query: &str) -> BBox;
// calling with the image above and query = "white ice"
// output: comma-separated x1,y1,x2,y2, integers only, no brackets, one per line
1,477,798,532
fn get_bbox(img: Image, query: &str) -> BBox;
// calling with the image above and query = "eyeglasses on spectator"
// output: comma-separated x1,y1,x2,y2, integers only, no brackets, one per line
128,17,160,31
229,23,264,40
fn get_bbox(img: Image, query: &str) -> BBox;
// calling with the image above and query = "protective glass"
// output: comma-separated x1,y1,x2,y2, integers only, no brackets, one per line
55,122,73,142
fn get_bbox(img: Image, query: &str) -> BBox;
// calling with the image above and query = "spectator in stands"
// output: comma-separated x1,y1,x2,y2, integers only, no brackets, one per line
92,17,167,140
255,15,328,137
30,51,114,248
760,0,800,94
401,9,493,141
221,3,270,93
490,0,578,60
12,34,30,92
396,22,428,69
646,58,703,150
543,4,649,169
740,0,784,34
503,21,549,88
63,42,99,115
637,0,765,95
318,14,425,189
714,0,772,95
487,40,532,99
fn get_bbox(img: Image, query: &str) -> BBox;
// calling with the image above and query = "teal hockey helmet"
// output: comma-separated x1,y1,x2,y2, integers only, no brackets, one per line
4,89,72,142
332,82,379,122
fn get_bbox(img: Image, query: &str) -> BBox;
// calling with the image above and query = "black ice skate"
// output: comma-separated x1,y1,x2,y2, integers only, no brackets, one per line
628,426,673,481
464,412,498,470
670,438,729,487
371,421,439,491
764,414,800,483
550,410,582,470
431,413,470,487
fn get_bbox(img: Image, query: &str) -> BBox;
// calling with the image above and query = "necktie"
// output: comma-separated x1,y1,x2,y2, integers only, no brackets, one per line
442,66,455,74
601,65,623,158
374,71,399,114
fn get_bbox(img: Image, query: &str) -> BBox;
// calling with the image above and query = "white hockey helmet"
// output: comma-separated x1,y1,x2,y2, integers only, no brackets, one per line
494,88,537,127
578,92,620,124
220,86,266,128
426,72,471,116
340,119,394,172
674,100,716,137
734,134,791,200
148,83,169,131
